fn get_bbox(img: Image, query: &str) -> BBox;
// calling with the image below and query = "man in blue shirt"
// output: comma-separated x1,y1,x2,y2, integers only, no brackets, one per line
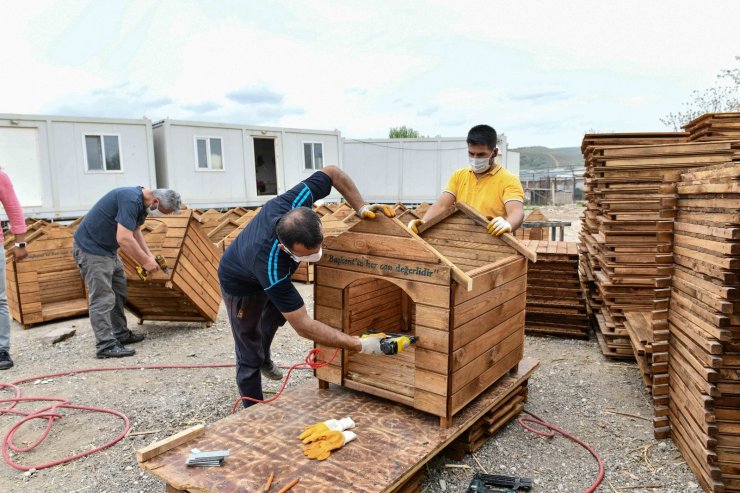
219,165,395,407
74,187,181,358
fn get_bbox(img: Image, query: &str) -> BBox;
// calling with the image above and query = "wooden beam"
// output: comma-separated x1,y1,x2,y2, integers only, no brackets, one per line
136,424,205,462
455,202,538,263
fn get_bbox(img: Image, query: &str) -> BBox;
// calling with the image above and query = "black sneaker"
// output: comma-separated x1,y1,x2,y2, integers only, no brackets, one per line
96,344,136,359
0,350,13,370
117,330,146,345
260,361,283,381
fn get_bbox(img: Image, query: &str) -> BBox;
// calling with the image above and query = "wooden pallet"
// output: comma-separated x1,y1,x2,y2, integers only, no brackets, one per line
683,112,740,142
313,203,536,426
120,212,222,324
5,223,88,328
521,240,590,338
668,160,740,493
137,357,539,493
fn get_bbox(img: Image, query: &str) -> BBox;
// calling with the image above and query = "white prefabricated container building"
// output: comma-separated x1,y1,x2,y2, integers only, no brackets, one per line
0,114,156,219
342,134,518,204
152,119,342,209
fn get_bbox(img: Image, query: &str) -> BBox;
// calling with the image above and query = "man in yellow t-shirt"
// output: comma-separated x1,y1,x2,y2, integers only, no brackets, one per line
408,124,525,236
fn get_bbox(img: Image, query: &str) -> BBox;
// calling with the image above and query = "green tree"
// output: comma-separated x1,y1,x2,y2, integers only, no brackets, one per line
389,125,424,138
661,56,740,130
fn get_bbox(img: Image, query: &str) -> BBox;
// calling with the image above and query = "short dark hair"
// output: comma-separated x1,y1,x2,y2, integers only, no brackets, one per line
276,207,323,249
467,125,497,149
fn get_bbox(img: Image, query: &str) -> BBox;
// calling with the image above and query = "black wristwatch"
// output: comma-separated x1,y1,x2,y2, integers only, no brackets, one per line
14,242,27,248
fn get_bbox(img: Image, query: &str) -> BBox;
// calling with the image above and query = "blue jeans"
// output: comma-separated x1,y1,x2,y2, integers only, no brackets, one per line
222,289,285,408
0,247,10,352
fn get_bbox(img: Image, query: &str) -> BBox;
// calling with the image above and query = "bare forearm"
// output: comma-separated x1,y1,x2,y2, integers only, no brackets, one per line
296,319,361,351
322,166,366,212
133,230,152,256
118,236,151,265
505,202,525,231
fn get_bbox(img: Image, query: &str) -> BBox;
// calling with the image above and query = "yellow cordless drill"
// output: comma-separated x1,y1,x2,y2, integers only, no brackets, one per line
136,255,168,281
360,331,418,355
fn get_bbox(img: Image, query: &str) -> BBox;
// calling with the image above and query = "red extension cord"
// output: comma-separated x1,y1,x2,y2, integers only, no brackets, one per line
517,410,605,493
0,347,337,472
2,350,604,493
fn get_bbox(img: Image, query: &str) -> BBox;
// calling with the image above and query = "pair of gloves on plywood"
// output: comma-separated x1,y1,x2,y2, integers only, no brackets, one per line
299,417,357,460
408,216,512,236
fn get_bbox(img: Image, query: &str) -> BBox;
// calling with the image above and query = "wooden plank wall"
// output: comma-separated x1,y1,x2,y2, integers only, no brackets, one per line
123,213,222,323
449,257,527,416
419,210,518,272
521,240,589,338
6,224,88,327
668,160,740,493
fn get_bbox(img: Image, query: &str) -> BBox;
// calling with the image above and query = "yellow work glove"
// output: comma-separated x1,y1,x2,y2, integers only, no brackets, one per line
303,430,357,460
357,204,395,219
407,219,424,234
299,417,355,444
487,216,512,236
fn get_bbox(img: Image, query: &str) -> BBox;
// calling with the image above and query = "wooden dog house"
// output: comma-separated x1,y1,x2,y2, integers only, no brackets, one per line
119,211,222,324
313,203,536,426
5,223,88,328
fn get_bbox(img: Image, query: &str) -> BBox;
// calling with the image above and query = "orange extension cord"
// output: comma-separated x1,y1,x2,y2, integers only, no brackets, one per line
0,347,338,472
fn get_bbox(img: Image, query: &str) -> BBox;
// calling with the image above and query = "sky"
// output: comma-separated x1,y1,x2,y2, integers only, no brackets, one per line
0,0,738,148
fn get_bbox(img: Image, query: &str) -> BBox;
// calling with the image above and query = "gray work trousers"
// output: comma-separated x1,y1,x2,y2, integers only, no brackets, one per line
0,246,10,352
73,243,130,352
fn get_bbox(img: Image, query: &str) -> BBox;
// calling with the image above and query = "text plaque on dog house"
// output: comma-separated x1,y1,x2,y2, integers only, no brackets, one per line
313,203,536,427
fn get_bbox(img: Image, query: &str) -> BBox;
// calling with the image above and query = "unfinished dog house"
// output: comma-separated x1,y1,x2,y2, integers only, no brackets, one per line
119,211,221,324
5,223,88,328
314,203,536,426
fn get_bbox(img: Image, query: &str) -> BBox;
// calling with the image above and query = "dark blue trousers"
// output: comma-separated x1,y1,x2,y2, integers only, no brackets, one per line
222,290,286,408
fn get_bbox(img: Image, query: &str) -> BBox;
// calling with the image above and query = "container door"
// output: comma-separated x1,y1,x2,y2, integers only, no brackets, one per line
0,127,43,207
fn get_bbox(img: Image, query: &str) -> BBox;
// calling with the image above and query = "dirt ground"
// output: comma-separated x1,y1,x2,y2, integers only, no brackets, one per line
0,205,703,493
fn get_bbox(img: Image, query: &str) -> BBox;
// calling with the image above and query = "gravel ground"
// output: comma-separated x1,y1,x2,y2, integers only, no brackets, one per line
0,205,702,493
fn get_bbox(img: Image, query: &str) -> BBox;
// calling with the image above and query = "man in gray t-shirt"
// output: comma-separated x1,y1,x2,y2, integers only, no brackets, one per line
73,187,181,358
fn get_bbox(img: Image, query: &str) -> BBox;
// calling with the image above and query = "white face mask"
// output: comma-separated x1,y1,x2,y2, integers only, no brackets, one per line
285,246,323,263
469,157,491,173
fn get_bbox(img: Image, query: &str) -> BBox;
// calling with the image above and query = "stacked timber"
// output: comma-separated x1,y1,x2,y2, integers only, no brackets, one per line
521,240,589,338
314,203,537,426
119,211,221,324
579,132,689,359
5,223,88,327
590,140,737,438
668,160,740,493
684,112,740,142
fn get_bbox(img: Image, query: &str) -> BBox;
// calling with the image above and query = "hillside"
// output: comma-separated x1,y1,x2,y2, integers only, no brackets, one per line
513,146,583,170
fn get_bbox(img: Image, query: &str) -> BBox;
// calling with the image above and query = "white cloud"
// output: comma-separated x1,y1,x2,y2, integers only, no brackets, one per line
0,0,738,147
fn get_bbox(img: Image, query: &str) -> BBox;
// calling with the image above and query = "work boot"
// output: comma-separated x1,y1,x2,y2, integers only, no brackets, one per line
117,330,146,345
96,344,136,359
0,350,13,370
260,360,283,381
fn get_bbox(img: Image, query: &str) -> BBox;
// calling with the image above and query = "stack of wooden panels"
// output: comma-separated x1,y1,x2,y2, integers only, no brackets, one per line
591,140,738,438
668,160,740,493
120,211,222,324
520,240,589,338
579,133,689,359
684,112,740,142
5,223,88,328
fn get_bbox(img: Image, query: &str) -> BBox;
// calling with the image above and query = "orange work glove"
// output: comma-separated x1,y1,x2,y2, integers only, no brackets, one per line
299,417,355,444
303,430,357,460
